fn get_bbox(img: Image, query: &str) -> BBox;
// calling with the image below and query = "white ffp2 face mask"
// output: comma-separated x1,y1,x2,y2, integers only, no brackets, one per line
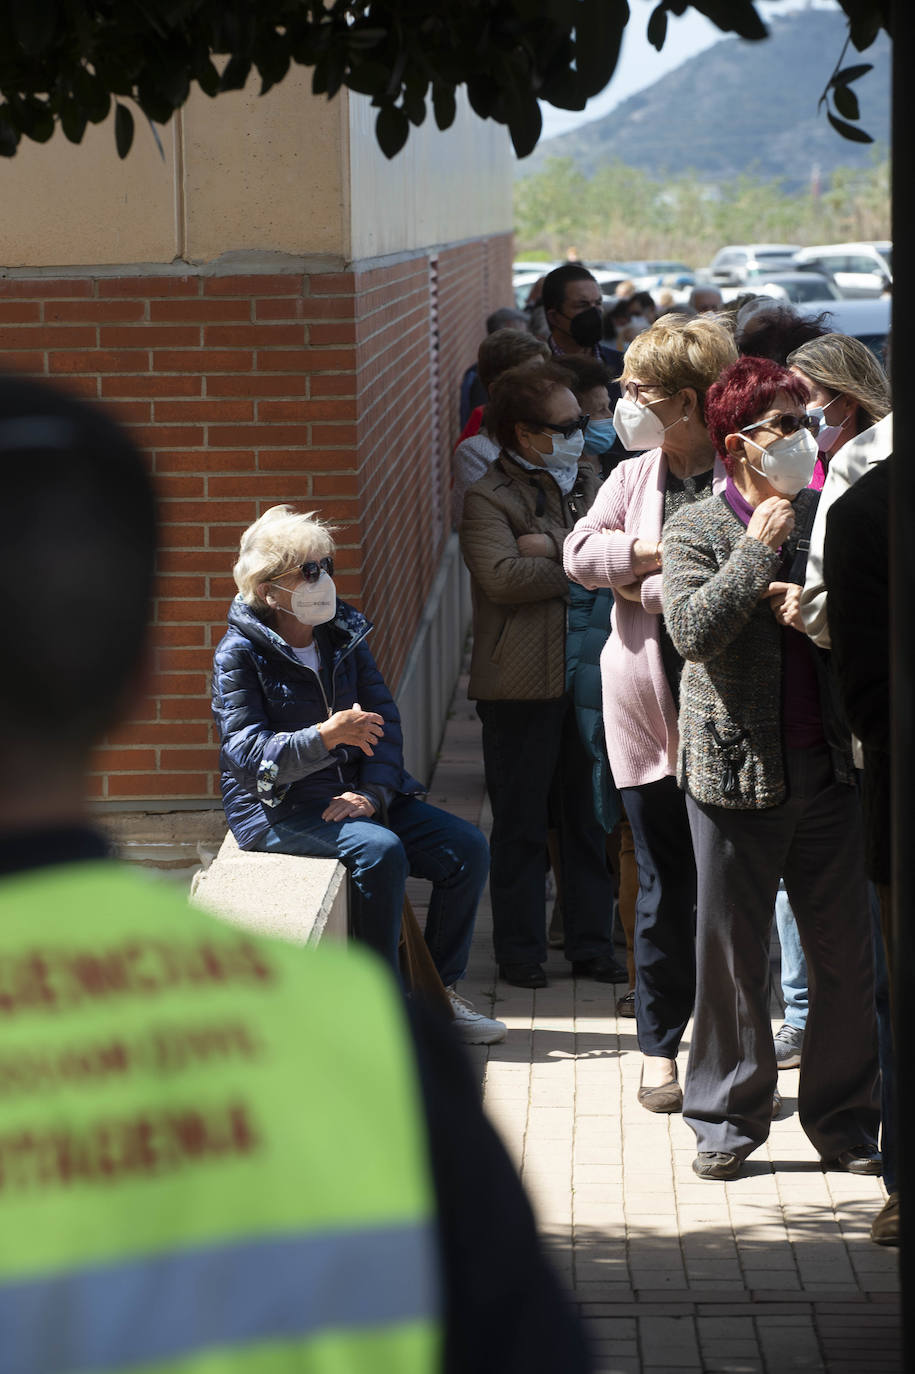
807,398,846,453
274,570,337,626
613,395,684,452
742,428,818,497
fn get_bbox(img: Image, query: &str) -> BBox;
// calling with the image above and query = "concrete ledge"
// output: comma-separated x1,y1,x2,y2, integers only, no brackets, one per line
190,831,349,946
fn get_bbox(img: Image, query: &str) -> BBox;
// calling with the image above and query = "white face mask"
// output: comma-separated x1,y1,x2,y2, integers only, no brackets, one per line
273,570,337,626
807,397,846,453
628,314,650,333
742,427,818,497
613,395,684,451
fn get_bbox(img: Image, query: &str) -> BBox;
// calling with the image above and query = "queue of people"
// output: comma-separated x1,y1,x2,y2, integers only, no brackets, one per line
453,265,896,1242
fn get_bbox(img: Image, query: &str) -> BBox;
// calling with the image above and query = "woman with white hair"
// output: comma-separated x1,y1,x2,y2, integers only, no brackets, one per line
212,505,504,1043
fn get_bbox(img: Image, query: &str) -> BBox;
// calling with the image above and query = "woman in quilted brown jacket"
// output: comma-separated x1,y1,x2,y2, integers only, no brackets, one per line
459,363,619,989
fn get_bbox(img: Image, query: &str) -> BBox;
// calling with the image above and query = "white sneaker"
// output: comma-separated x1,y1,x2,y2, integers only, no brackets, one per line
446,986,507,1044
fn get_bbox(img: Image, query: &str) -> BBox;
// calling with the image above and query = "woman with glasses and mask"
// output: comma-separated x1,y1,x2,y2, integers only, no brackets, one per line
211,505,505,1044
563,314,736,1115
459,362,619,989
661,356,879,1182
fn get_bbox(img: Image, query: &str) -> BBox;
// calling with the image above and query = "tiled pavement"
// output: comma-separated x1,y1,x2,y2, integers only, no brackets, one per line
409,667,901,1373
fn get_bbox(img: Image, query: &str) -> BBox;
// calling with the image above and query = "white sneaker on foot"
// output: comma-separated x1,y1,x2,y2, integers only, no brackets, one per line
446,986,507,1044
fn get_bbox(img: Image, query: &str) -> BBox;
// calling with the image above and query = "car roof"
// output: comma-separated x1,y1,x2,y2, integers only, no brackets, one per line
792,298,890,327
795,242,891,255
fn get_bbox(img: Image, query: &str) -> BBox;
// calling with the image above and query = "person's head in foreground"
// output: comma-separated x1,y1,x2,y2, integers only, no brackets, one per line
786,332,891,459
614,313,737,455
706,354,816,502
689,286,724,315
553,354,616,463
477,328,550,395
233,504,338,643
0,371,156,819
486,361,589,488
540,263,604,353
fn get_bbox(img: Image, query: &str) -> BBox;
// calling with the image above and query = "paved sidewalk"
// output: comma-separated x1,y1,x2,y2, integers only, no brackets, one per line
409,667,901,1373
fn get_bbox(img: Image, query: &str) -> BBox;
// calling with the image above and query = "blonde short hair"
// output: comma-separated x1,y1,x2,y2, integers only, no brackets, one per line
622,314,738,410
233,506,337,611
787,332,891,431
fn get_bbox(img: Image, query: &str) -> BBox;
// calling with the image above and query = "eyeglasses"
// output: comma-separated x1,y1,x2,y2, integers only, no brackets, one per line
277,556,334,585
622,380,669,403
740,412,820,439
532,414,590,440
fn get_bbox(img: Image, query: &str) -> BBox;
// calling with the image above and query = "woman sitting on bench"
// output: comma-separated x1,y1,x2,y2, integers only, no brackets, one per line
212,505,504,1044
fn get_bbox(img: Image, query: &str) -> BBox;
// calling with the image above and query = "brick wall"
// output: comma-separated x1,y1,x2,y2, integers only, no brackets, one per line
0,233,513,804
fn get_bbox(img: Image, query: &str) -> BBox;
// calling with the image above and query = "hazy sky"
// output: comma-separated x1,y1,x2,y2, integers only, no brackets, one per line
537,0,840,142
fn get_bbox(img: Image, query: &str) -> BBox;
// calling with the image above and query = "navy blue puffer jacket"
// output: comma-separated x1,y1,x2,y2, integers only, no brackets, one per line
212,595,423,848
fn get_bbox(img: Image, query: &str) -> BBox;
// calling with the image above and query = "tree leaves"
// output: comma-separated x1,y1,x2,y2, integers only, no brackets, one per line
827,110,873,143
0,1,892,162
820,34,877,143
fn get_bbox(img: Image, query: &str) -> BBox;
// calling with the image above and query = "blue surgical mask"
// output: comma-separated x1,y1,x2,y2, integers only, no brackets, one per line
584,417,616,455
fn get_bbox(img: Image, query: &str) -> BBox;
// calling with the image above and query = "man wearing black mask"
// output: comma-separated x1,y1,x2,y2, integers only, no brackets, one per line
542,264,624,374
541,263,626,463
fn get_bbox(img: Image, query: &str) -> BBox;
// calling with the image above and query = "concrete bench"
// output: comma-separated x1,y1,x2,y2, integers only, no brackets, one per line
190,830,349,946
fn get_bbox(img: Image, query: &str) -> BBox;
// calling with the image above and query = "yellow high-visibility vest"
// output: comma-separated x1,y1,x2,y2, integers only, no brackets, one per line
0,860,441,1373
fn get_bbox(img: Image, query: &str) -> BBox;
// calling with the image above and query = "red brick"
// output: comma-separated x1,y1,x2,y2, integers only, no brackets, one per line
160,748,218,771
254,450,313,472
312,473,361,496
159,550,239,573
208,474,300,499
257,349,352,373
153,399,254,423
95,748,157,772
159,523,206,548
258,399,353,422
102,375,202,398
310,374,356,398
49,349,150,374
161,499,255,524
149,298,251,323
204,274,303,297
149,671,209,696
0,325,97,348
53,375,100,398
97,276,200,298
134,425,205,449
156,649,214,673
206,425,267,448
101,400,152,425
0,278,93,298
100,325,201,349
203,324,306,348
0,302,41,323
308,322,357,346
46,300,147,323
154,349,253,373
299,296,357,322
155,449,256,473
210,577,236,599
305,498,359,521
254,298,308,321
155,577,209,602
155,476,206,498
206,525,249,550
205,373,309,398
112,721,210,746
149,623,208,646
159,696,214,720
108,772,209,796
309,273,356,295
231,423,309,447
83,775,106,797
0,351,46,373
312,423,357,446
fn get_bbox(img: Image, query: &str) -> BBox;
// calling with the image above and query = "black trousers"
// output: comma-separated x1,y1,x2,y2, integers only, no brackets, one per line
620,776,697,1059
477,696,615,967
684,745,879,1161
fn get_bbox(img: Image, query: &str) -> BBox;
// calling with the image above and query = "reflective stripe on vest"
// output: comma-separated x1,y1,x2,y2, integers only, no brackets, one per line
1,1222,437,1373
0,861,442,1372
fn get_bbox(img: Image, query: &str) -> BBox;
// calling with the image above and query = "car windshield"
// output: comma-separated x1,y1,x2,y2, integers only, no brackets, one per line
790,277,839,301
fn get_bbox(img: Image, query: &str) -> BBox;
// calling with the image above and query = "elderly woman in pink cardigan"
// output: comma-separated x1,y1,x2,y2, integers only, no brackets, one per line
564,315,736,1113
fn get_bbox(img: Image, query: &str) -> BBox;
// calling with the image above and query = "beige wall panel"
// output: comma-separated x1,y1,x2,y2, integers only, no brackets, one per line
181,70,348,261
0,116,177,267
347,90,513,261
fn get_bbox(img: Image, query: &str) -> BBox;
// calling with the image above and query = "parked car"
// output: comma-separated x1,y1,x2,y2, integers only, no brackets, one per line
705,243,801,287
622,260,695,291
512,260,560,309
792,242,892,298
745,271,842,304
789,297,891,362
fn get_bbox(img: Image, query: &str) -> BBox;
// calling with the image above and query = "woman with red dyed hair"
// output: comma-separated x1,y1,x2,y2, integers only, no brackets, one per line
660,355,879,1182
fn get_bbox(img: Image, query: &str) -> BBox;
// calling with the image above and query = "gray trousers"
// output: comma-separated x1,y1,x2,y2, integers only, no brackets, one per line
683,745,880,1162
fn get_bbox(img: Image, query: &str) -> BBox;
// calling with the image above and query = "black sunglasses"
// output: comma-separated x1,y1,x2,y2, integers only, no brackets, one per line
296,556,334,583
531,413,590,440
741,412,819,439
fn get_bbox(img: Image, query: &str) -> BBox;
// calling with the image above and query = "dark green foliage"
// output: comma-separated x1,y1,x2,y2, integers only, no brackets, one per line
0,1,891,161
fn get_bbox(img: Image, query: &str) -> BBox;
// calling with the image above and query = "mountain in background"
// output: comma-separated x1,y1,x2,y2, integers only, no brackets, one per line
517,8,890,190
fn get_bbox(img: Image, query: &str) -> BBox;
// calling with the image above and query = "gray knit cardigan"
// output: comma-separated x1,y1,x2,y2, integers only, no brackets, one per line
661,489,818,810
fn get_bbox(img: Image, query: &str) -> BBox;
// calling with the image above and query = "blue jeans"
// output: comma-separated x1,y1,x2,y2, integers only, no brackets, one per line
775,883,808,1031
253,795,488,987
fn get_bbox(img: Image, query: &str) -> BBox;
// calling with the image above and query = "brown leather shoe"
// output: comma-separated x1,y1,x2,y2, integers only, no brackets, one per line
870,1192,899,1246
637,1063,682,1113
